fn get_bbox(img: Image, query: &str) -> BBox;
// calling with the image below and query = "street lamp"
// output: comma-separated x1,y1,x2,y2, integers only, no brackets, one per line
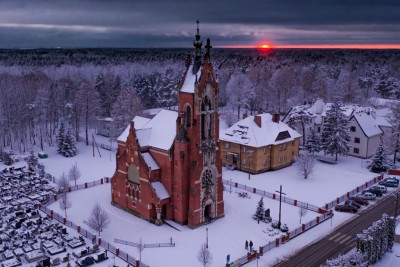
247,150,254,180
206,227,209,248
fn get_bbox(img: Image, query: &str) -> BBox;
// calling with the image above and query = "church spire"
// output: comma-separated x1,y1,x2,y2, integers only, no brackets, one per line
192,20,203,74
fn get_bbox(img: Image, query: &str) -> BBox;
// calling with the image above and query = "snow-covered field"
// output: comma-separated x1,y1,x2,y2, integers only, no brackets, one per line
225,154,378,207
1,133,396,267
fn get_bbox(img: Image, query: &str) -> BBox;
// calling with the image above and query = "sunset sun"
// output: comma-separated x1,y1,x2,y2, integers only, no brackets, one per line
260,44,270,49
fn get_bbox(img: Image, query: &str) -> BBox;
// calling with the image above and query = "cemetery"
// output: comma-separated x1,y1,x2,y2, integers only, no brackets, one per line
0,166,112,267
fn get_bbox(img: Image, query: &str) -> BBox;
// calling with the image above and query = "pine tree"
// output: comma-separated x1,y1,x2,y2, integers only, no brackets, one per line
321,98,350,161
62,127,77,157
57,121,66,154
305,130,322,154
369,139,391,173
27,151,38,169
254,197,265,221
2,151,12,166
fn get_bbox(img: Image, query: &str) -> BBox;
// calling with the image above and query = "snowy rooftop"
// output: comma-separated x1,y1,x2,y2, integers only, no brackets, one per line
151,181,170,200
221,113,301,147
141,152,160,171
118,110,178,151
180,64,201,93
351,109,392,137
117,116,151,142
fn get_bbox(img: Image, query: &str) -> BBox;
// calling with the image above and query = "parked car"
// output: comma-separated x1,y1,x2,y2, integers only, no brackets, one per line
379,180,398,188
383,177,399,185
345,200,361,209
362,189,382,197
348,196,369,206
370,185,387,194
335,204,358,213
360,192,376,200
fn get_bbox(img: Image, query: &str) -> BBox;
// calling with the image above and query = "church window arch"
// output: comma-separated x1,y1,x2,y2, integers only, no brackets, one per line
127,163,140,184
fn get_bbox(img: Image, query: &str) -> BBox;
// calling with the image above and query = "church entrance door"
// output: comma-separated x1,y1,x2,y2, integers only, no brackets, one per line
161,204,167,220
204,204,212,223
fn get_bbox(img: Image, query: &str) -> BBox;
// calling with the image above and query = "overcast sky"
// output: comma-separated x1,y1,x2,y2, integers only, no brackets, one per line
0,0,399,48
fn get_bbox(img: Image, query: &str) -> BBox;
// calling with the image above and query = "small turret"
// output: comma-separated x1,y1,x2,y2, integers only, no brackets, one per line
192,20,203,74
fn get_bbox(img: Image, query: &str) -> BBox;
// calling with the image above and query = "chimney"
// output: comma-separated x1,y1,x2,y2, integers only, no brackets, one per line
254,115,262,128
272,113,280,123
242,113,248,120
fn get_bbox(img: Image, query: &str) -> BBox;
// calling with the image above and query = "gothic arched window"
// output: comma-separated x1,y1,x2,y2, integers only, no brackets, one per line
201,96,213,139
202,169,214,197
127,164,140,184
185,105,191,128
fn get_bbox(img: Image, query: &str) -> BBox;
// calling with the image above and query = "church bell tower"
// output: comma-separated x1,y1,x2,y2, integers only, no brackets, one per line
173,21,224,228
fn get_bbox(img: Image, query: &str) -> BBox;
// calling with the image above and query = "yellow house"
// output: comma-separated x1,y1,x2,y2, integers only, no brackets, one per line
220,113,301,173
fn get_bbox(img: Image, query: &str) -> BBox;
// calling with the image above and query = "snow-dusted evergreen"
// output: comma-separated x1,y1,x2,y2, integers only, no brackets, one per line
356,214,395,264
369,139,391,173
305,130,322,154
27,150,38,169
323,250,368,267
56,121,66,154
57,121,78,158
254,197,265,221
321,98,350,161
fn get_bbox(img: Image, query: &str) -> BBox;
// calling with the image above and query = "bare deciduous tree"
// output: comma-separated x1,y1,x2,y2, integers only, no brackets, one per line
68,162,81,186
298,205,308,224
296,151,315,179
197,243,213,267
87,203,111,237
58,172,71,217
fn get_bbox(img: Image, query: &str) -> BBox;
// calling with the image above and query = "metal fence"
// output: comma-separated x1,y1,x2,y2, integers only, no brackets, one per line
222,179,324,214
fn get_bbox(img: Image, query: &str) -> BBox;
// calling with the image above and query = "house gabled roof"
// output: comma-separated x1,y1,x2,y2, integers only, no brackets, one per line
220,113,301,148
117,110,178,151
351,112,383,137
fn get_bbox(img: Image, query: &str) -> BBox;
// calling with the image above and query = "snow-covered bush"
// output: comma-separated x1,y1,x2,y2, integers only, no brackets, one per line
27,151,38,169
323,250,368,267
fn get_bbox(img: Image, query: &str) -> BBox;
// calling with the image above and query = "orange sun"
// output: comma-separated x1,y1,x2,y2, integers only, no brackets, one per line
260,44,270,49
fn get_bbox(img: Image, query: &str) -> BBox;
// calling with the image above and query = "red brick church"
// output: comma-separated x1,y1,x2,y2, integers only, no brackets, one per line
111,22,224,228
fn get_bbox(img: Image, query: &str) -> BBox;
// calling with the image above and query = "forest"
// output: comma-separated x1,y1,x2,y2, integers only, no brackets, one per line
0,48,399,153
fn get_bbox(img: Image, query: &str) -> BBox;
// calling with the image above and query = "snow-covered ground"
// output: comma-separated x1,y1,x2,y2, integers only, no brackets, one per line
225,154,378,207
2,132,398,267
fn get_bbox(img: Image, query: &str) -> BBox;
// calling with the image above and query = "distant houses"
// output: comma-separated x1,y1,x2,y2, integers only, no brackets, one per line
282,98,393,159
220,113,301,173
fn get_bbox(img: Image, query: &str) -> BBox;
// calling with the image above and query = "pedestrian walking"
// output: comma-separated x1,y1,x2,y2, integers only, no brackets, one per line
249,240,253,251
245,240,248,250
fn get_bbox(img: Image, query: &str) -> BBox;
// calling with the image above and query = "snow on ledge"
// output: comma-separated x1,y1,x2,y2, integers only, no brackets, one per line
151,181,170,201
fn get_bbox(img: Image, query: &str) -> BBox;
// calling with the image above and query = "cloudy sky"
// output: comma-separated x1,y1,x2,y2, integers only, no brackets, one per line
0,0,399,48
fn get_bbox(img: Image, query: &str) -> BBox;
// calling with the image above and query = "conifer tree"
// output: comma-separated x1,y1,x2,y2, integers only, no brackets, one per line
369,139,391,173
254,197,265,220
57,121,66,154
62,127,77,157
321,98,350,161
305,130,322,154
27,151,38,169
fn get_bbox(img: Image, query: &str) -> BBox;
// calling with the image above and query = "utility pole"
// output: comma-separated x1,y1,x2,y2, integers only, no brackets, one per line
275,185,286,229
248,150,254,180
394,192,399,219
206,227,209,248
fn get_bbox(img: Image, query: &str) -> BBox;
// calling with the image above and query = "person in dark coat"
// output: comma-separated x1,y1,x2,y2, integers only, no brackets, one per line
245,240,248,250
249,240,253,251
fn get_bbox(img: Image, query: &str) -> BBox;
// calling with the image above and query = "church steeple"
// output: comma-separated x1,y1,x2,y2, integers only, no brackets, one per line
193,20,203,74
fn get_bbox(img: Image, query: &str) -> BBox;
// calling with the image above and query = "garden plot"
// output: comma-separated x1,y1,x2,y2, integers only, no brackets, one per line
48,184,320,267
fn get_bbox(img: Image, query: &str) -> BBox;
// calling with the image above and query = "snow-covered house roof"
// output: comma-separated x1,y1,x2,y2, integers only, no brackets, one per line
220,113,301,147
141,152,160,171
180,64,201,93
117,116,151,142
151,181,170,201
117,109,178,151
351,108,392,137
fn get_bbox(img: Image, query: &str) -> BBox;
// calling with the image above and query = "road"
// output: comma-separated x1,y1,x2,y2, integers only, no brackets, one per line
274,192,400,267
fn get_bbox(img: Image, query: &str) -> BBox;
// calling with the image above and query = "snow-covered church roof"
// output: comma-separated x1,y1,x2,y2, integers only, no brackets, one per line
180,64,201,93
117,109,178,151
220,113,301,147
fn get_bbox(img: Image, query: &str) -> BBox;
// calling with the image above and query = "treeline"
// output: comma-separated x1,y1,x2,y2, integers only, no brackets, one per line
0,48,399,152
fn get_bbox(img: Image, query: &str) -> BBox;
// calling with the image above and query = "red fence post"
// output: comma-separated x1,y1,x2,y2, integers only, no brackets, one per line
63,217,66,224
259,246,263,256
98,238,102,245
77,226,80,233
85,183,88,188
253,188,256,193
116,248,119,256
316,216,320,224
106,177,109,183
135,260,140,267
101,178,103,184
294,200,297,206
325,204,329,210
50,210,53,219
302,224,305,232
336,197,339,204
275,238,280,247
235,182,238,188
273,194,276,200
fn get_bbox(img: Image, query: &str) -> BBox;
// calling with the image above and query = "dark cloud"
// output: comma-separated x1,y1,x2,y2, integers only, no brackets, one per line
0,0,399,48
